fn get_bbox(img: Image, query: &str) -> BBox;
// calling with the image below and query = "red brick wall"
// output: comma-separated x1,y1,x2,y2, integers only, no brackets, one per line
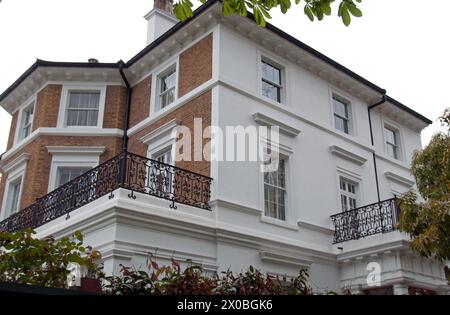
129,76,151,128
128,90,211,177
179,33,213,97
34,84,63,129
0,135,122,212
103,85,127,129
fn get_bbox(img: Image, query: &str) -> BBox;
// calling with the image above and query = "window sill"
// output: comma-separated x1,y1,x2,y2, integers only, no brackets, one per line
260,216,299,231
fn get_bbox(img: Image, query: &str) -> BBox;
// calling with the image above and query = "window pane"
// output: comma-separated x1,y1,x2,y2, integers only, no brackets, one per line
68,92,100,109
66,91,100,126
333,98,348,118
334,115,349,133
9,180,22,213
385,128,396,144
262,80,280,102
263,158,286,220
387,144,398,159
261,61,281,85
160,87,175,108
57,168,90,187
160,68,176,93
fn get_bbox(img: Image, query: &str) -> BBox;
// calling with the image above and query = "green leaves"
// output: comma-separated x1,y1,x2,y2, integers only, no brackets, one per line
338,0,363,26
174,0,194,21
398,108,450,262
0,229,102,288
173,0,363,27
104,256,313,295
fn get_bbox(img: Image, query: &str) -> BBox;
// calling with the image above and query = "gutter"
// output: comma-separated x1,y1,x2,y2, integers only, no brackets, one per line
118,60,132,152
368,95,387,202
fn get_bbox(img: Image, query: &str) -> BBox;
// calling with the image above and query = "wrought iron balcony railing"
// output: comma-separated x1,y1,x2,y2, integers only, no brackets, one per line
330,198,400,244
0,151,212,233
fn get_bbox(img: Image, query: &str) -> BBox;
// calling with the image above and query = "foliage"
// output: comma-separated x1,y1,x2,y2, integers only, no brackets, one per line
175,0,363,27
398,108,450,261
103,255,313,295
0,229,102,288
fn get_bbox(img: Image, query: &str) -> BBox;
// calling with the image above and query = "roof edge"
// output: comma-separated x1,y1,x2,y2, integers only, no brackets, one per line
385,95,433,125
0,59,120,103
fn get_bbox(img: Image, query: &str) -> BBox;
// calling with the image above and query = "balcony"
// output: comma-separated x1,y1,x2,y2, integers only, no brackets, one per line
330,198,400,243
0,151,213,233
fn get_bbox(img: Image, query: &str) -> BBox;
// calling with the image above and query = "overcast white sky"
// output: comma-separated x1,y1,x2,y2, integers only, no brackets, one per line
0,0,448,154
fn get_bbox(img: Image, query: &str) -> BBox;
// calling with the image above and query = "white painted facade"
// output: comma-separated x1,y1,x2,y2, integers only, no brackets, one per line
1,2,448,294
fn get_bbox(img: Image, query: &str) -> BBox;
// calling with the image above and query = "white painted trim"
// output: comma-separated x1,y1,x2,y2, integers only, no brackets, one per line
1,153,30,173
144,8,179,23
258,139,294,226
209,198,261,215
252,112,301,137
2,127,123,161
381,117,406,162
335,167,364,212
329,145,367,165
47,150,101,192
259,250,313,268
0,158,28,220
297,220,335,235
140,119,181,144
13,97,36,145
128,78,216,137
149,56,180,115
129,29,216,87
384,171,415,187
217,76,375,152
46,146,106,155
57,83,107,128
375,152,411,171
328,88,357,137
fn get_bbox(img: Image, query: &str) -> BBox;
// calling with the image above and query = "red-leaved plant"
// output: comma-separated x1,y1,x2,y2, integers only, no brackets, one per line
103,254,313,295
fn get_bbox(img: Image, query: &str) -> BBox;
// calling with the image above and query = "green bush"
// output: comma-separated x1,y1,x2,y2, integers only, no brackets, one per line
0,229,102,288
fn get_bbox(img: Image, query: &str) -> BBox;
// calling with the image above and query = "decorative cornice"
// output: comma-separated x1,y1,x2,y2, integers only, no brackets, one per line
384,171,415,187
46,146,106,155
1,153,30,173
252,112,301,137
329,145,367,165
259,250,313,268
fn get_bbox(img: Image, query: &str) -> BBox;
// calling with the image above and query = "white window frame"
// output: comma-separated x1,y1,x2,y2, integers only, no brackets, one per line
57,84,107,128
257,50,288,105
0,156,28,220
150,57,179,114
382,121,404,161
47,147,104,192
335,167,362,213
331,93,354,135
258,139,293,224
339,177,359,212
13,96,36,145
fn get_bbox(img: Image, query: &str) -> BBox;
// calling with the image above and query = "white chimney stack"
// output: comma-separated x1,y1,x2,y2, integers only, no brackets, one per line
144,0,179,45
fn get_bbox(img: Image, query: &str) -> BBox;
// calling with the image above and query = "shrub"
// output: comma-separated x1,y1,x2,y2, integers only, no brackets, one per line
0,229,102,288
103,255,313,295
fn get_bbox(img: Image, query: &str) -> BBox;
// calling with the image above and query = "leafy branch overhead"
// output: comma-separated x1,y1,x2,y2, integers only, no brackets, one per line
175,0,363,27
